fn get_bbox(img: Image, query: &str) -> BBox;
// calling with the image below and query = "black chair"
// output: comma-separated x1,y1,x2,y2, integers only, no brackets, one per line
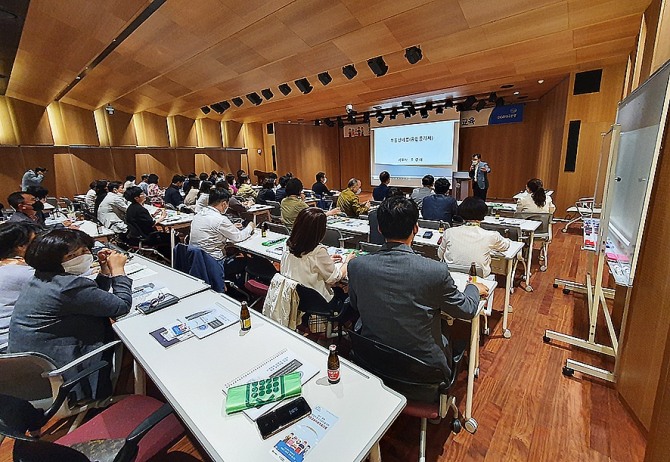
265,222,290,235
125,221,170,264
348,331,462,461
244,256,278,310
296,285,348,341
0,361,183,462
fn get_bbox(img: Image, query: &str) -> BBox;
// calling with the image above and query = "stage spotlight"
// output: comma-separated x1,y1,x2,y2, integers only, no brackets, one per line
407,106,416,116
367,56,388,77
348,113,356,124
455,103,464,112
210,103,225,114
219,101,231,111
475,99,487,112
261,88,273,100
324,118,334,127
462,96,476,110
363,112,370,123
402,101,413,108
279,83,292,96
376,111,385,123
336,116,344,128
247,92,262,105
295,78,313,94
419,108,428,119
342,64,357,80
496,97,505,107
201,106,211,115
435,105,444,114
404,110,411,118
318,72,332,86
314,120,321,126
390,108,398,120
488,92,497,102
232,97,243,107
444,99,454,108
405,46,423,64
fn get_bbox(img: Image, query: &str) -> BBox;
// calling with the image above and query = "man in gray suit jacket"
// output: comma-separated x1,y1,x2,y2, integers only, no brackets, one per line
348,196,488,379
468,153,490,201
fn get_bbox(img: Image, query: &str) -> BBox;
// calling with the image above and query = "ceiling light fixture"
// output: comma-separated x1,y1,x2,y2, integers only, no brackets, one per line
367,56,388,77
475,100,487,112
318,72,332,86
295,78,313,94
405,46,423,64
201,106,211,115
342,64,357,80
247,92,262,105
279,83,292,96
232,97,243,107
261,88,273,100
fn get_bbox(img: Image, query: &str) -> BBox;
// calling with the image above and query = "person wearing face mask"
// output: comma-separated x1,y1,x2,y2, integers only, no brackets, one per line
123,186,171,258
337,178,370,218
311,172,332,198
189,188,255,280
9,228,132,401
96,181,128,234
256,178,277,205
7,191,47,227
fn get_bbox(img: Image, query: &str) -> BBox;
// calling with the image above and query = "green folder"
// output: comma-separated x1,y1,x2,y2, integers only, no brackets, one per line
225,371,302,414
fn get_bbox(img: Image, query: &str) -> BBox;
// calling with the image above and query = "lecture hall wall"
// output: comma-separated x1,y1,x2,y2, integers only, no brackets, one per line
0,96,264,201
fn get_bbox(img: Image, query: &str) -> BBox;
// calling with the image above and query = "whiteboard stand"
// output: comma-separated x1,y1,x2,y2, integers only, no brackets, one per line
544,125,621,382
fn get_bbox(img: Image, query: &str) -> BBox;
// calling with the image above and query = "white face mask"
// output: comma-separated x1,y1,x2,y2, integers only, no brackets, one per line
62,253,94,275
323,177,327,184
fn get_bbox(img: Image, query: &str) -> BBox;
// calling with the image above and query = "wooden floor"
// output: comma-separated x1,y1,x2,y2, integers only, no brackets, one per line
0,222,647,462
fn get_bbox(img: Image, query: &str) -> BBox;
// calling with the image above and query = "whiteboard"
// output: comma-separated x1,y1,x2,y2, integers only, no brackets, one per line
607,60,670,285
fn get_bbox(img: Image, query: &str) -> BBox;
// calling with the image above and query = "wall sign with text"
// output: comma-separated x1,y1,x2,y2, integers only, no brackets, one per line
460,104,524,128
343,124,370,137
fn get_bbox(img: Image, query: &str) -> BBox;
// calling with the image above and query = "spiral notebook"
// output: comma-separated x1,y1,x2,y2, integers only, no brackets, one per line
223,348,319,421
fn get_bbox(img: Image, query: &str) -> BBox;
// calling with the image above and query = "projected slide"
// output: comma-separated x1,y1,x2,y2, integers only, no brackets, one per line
371,120,459,187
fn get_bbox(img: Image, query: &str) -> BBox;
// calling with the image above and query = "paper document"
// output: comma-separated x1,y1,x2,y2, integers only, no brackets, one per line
271,406,338,462
184,303,238,339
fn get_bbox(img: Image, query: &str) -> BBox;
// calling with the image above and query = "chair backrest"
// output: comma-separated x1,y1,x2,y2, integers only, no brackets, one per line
246,256,278,284
480,222,522,241
412,243,439,260
295,285,333,316
0,352,56,411
45,197,58,208
447,263,485,278
125,220,148,242
513,212,552,235
418,218,441,230
359,242,382,253
321,228,344,248
265,222,290,235
266,200,281,217
348,331,447,403
368,209,384,245
317,198,333,211
172,243,225,293
358,214,369,221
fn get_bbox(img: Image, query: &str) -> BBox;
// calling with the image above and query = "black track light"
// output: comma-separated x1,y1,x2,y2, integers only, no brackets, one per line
348,113,356,124
336,116,344,128
342,64,357,80
279,83,292,96
402,101,413,108
324,118,334,127
444,99,454,108
405,46,423,64
367,56,388,77
261,88,273,100
314,120,321,126
376,111,385,123
475,99,487,112
407,106,417,116
419,108,428,119
210,103,225,114
363,112,370,123
390,108,398,120
246,92,262,105
318,72,332,86
232,97,243,107
404,110,411,118
435,106,444,114
463,96,477,110
488,92,497,103
496,97,505,107
201,106,211,115
455,103,464,112
295,78,313,94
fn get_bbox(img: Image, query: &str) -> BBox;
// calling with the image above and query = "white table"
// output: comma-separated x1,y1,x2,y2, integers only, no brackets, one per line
152,210,193,267
326,217,369,236
113,290,406,462
243,204,273,225
44,218,117,242
235,230,287,262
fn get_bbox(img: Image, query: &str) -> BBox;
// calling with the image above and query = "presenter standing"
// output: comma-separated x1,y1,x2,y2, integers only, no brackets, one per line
469,153,490,201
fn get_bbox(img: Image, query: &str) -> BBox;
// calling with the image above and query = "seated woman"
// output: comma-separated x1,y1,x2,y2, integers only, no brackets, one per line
124,186,171,257
281,207,353,303
516,178,556,213
256,178,277,205
195,181,213,213
0,222,41,348
146,173,164,206
236,173,257,201
96,181,128,234
438,197,510,278
9,229,132,400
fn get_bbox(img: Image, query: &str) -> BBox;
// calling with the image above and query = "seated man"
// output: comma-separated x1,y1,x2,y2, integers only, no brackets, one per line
275,175,289,202
411,174,434,209
164,174,185,208
372,170,391,201
438,197,511,277
311,171,332,197
348,196,487,379
189,188,255,282
421,177,458,224
7,191,46,227
337,178,370,218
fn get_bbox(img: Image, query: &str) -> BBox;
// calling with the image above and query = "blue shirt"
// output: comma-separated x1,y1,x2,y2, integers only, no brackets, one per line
421,194,458,224
372,184,389,201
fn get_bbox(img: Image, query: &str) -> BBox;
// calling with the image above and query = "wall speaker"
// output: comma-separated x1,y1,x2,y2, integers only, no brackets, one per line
405,46,422,64
266,123,274,135
271,145,276,170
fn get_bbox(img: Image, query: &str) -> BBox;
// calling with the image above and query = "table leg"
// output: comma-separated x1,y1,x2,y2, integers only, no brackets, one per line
524,231,534,292
170,227,176,268
464,314,479,433
133,360,146,395
502,258,512,339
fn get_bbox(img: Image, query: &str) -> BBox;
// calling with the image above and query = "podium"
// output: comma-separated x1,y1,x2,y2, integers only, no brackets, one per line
452,172,471,200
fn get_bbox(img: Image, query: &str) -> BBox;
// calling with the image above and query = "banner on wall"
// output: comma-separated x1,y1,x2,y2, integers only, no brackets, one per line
460,104,524,128
343,124,370,137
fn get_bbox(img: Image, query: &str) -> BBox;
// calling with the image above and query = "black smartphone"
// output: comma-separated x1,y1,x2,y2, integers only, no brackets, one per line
423,230,433,238
257,397,311,440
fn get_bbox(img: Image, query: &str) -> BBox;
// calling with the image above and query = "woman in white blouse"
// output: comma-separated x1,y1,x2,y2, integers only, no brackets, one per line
280,207,353,302
516,178,556,213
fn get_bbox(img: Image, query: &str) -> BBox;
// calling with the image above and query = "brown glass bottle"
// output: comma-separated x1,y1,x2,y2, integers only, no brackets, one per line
327,344,340,384
261,222,267,238
469,262,478,283
240,301,251,331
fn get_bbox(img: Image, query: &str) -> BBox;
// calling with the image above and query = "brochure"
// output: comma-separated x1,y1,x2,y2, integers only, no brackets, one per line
184,304,238,339
270,406,338,462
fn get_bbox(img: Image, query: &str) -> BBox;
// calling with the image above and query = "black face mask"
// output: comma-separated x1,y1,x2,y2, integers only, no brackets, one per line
31,201,44,211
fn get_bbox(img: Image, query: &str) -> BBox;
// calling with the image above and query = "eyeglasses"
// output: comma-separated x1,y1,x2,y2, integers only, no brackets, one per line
137,292,166,310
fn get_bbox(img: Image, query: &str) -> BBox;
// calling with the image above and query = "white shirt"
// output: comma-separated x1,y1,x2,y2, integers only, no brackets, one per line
85,189,96,213
516,192,556,213
97,193,128,233
189,206,253,260
437,223,510,277
280,245,343,302
184,188,199,206
123,180,135,190
195,193,209,213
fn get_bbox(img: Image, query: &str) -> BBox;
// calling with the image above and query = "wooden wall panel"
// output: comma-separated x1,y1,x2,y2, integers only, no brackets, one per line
0,146,27,203
639,0,663,84
169,115,197,147
244,123,269,180
651,0,670,74
0,97,19,145
646,316,670,461
274,123,341,190
135,152,173,187
6,97,53,145
171,149,197,176
555,62,627,213
618,115,670,432
59,102,99,146
134,112,169,147
106,110,137,146
458,101,542,200
110,148,140,180
536,78,570,189
222,120,245,147
339,130,369,191
196,118,223,147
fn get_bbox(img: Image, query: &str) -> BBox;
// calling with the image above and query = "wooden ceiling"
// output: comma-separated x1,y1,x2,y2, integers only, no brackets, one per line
7,0,649,123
